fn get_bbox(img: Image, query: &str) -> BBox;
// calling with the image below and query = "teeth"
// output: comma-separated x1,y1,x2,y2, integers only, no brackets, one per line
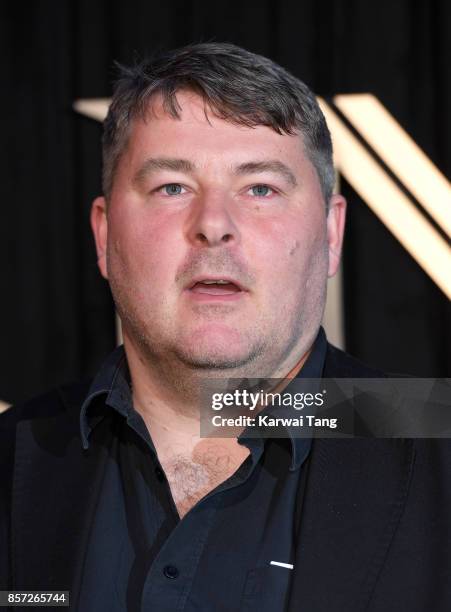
202,279,229,284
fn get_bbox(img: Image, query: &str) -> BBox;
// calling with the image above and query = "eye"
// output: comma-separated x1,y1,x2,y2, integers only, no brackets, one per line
248,184,276,197
158,183,186,196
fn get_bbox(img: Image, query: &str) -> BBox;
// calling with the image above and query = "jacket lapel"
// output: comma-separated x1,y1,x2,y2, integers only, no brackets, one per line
288,344,415,611
11,384,110,609
289,437,414,611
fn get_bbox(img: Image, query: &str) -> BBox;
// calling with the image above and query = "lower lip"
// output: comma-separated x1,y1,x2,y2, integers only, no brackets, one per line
184,288,246,302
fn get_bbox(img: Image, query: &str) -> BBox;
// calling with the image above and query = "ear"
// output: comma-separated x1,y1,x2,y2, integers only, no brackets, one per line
326,194,347,278
90,196,109,279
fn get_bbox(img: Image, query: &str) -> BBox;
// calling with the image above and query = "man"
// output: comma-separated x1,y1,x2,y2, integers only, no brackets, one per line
1,43,450,611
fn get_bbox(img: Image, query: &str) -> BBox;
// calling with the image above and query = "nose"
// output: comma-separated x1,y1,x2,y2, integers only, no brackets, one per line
185,193,239,247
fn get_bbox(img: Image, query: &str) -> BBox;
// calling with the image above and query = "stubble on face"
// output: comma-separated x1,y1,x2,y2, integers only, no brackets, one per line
108,221,329,387
107,244,271,376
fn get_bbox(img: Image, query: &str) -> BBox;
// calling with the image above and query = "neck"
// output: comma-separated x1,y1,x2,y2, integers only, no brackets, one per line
123,328,316,448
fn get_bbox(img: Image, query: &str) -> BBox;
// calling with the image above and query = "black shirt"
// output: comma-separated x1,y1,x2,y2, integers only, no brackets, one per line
78,327,327,611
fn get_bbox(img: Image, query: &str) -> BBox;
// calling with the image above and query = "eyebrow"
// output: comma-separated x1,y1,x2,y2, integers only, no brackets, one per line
233,160,298,188
132,157,298,188
132,157,195,187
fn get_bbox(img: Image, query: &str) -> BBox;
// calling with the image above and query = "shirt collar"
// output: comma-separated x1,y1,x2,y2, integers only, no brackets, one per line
80,326,328,466
79,345,132,450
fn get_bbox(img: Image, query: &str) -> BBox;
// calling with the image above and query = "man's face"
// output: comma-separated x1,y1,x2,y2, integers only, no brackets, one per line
92,91,345,377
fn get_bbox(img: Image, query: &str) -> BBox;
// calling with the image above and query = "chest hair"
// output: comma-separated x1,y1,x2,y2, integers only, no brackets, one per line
160,442,250,518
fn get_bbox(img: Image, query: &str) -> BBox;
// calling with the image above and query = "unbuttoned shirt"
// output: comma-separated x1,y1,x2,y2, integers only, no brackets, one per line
77,327,327,611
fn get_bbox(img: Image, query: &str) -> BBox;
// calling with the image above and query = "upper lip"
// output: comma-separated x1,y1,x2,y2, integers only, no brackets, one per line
186,276,246,291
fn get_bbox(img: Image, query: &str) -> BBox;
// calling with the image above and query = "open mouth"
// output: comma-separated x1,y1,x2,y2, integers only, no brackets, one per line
189,280,242,295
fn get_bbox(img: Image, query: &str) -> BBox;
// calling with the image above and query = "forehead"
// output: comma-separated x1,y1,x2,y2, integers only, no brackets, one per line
123,90,311,169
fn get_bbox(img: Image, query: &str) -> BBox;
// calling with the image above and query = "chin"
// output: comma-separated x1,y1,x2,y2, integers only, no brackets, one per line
174,334,263,371
176,347,250,370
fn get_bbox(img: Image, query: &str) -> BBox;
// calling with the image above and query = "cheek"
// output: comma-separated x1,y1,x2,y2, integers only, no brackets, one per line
249,210,326,293
256,211,316,264
285,205,327,263
107,209,179,287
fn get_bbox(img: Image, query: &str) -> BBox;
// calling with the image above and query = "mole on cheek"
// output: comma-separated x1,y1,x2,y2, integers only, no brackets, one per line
289,240,300,256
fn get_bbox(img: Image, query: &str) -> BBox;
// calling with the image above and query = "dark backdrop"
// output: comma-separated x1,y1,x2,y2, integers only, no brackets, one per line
0,0,449,404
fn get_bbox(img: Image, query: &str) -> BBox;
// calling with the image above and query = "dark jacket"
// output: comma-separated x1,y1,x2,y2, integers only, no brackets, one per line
1,343,450,611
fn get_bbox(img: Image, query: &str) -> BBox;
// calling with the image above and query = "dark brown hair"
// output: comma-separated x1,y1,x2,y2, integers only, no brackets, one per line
102,42,335,205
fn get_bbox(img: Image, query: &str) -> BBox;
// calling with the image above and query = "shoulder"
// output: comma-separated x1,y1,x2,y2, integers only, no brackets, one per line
322,343,451,465
0,380,92,460
323,342,389,378
0,379,92,425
